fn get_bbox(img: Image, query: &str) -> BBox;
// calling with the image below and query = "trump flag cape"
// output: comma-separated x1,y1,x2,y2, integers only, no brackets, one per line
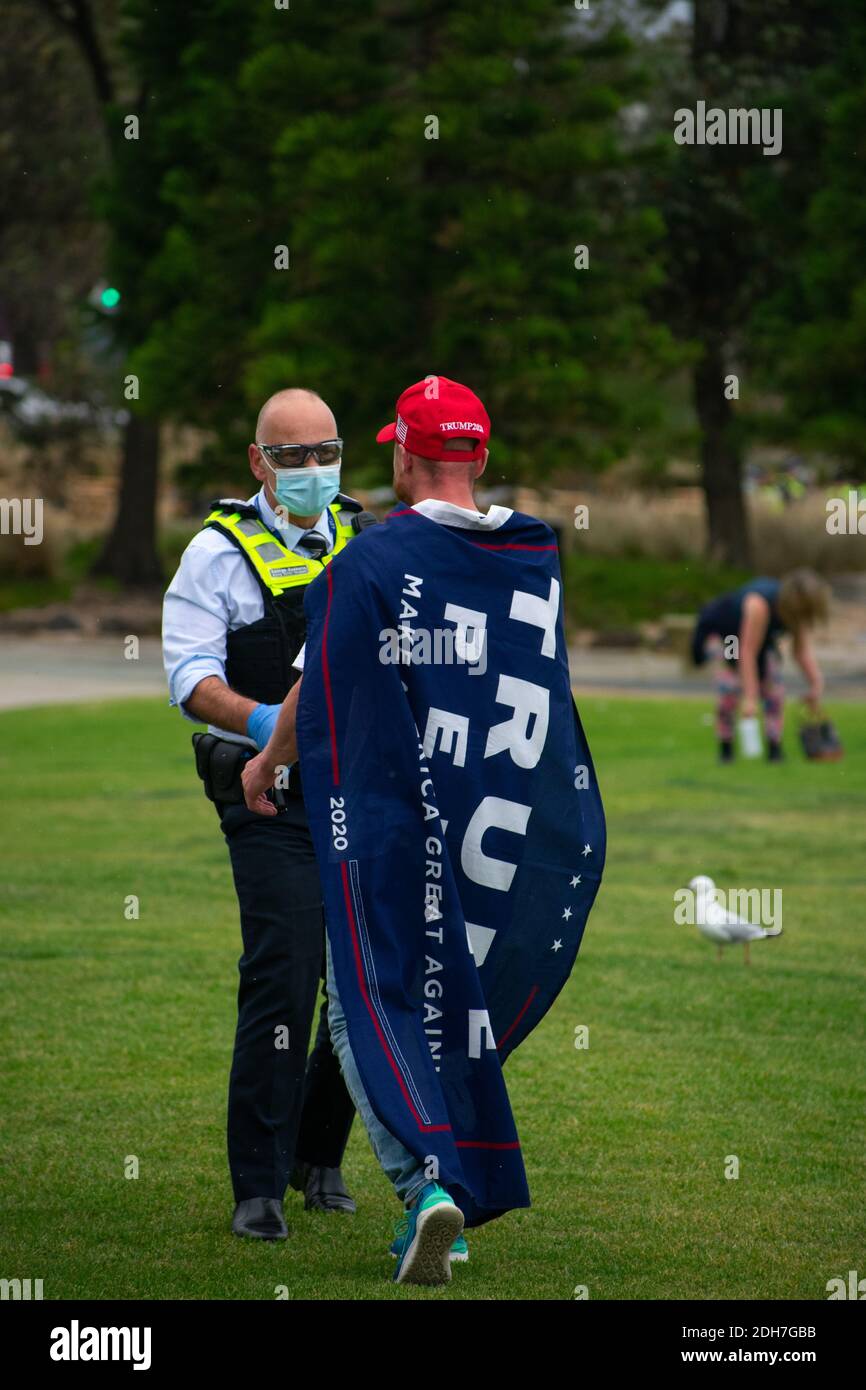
297,506,605,1225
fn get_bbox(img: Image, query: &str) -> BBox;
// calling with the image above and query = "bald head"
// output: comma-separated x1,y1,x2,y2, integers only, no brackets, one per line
249,387,341,523
255,388,337,444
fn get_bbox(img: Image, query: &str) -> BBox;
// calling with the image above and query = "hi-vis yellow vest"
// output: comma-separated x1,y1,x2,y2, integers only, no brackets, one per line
204,499,357,595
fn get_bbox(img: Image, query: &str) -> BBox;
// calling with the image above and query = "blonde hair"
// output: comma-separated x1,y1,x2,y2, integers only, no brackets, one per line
778,569,830,633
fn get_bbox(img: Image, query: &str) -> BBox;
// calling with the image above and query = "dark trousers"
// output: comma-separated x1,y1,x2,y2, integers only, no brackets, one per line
218,795,354,1202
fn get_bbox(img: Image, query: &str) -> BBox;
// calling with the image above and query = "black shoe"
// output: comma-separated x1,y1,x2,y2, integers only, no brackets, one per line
290,1163,356,1214
767,741,785,762
719,739,734,764
231,1197,288,1240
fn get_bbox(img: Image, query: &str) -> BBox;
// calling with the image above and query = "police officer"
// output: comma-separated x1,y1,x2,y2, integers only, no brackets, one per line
162,387,362,1239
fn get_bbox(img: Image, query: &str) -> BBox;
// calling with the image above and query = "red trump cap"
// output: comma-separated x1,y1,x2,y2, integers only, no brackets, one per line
376,376,490,462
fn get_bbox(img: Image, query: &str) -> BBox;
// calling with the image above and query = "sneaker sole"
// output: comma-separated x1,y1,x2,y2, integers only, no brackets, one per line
396,1202,464,1286
390,1248,469,1263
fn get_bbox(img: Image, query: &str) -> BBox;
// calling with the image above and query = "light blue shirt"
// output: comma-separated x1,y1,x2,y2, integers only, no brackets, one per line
162,487,334,740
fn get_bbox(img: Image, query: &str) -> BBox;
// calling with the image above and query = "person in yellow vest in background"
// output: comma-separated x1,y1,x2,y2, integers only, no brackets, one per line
162,388,373,1239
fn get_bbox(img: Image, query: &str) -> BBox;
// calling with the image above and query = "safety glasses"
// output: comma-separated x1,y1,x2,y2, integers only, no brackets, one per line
256,439,343,469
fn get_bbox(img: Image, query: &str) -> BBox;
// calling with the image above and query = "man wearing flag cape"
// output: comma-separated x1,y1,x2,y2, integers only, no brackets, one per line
243,377,605,1286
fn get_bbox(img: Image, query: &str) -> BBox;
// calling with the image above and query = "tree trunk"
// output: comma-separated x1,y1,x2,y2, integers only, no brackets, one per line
91,415,163,586
35,1,165,589
693,342,752,569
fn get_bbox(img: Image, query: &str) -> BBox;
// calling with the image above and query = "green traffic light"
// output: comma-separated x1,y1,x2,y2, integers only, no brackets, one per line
101,287,121,309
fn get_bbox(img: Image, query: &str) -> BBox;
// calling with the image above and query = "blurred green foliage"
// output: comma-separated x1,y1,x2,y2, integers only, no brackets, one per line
562,553,748,632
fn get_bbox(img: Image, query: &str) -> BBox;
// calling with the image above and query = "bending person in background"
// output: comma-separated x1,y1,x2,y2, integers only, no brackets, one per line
691,570,830,763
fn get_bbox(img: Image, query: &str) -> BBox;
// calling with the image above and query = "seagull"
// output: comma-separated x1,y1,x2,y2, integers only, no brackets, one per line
689,875,783,965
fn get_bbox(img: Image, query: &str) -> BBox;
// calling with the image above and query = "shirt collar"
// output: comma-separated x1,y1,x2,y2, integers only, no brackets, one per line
411,497,513,531
252,487,334,552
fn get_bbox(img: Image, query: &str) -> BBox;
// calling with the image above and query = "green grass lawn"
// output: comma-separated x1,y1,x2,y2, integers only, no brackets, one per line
1,696,864,1301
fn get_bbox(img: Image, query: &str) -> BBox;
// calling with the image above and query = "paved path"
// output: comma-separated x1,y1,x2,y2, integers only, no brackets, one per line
2,634,865,711
568,645,866,700
0,637,167,710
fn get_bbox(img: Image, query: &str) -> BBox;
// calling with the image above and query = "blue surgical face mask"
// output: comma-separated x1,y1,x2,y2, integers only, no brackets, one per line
264,459,341,517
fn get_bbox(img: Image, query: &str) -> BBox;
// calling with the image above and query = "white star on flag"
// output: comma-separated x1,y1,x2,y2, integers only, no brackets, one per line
570,874,581,887
582,843,592,857
562,906,573,921
552,939,563,952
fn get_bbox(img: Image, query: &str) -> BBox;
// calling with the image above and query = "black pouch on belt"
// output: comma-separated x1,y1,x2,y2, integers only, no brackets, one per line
192,732,252,804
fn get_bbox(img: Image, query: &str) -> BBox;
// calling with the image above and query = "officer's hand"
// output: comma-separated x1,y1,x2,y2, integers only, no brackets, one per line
242,748,279,816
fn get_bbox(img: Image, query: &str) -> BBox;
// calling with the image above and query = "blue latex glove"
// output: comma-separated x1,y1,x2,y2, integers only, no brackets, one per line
246,703,282,751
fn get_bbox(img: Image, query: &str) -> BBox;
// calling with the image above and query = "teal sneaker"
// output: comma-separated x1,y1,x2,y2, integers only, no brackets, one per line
391,1182,464,1285
390,1228,468,1263
448,1232,469,1263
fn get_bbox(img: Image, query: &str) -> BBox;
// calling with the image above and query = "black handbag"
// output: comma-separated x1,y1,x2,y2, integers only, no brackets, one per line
799,716,844,762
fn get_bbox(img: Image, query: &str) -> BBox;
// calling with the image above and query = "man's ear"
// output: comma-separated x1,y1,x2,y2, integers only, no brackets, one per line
250,443,267,483
474,448,489,482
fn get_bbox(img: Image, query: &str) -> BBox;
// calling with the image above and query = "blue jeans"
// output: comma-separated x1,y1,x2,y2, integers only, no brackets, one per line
325,943,427,1207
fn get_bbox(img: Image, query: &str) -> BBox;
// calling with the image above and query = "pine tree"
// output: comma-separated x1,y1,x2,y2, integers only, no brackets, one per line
111,0,674,493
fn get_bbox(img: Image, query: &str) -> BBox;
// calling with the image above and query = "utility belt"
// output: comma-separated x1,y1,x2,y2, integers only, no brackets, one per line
192,732,301,810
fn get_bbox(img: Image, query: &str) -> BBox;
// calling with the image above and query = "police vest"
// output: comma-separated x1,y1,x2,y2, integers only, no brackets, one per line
203,496,362,706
